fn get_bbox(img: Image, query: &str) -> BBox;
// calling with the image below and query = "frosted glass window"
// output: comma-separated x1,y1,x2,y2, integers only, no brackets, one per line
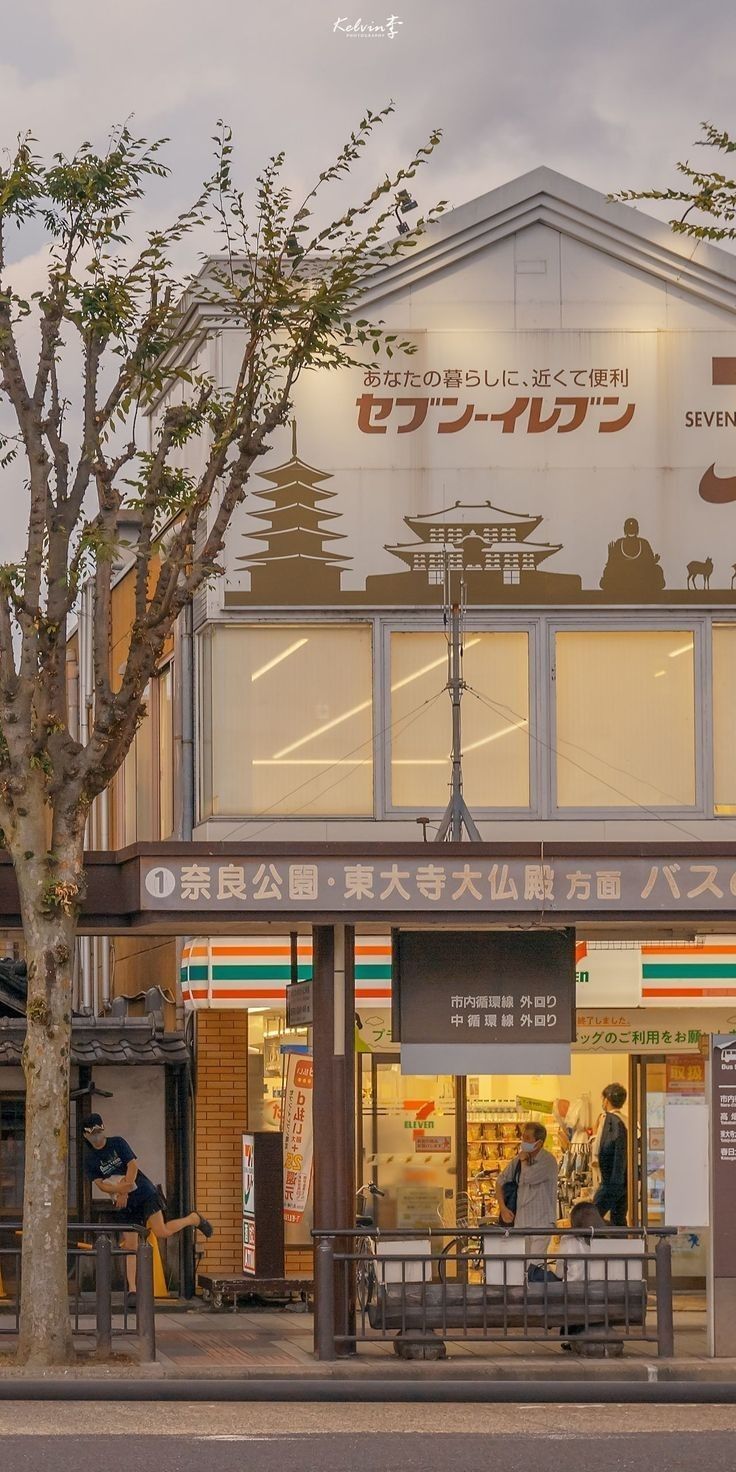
713,625,736,815
555,631,696,808
390,631,530,808
200,625,373,817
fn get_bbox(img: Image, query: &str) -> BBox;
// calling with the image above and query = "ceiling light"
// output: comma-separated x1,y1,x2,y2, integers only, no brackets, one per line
391,638,481,693
274,700,372,758
464,718,528,753
668,642,694,659
251,638,308,682
253,759,373,767
654,670,667,679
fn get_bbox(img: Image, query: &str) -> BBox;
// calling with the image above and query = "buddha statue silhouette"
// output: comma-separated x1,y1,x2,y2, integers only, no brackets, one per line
599,517,665,598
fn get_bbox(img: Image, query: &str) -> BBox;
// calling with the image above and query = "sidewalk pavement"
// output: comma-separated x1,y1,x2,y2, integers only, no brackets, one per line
0,1294,729,1383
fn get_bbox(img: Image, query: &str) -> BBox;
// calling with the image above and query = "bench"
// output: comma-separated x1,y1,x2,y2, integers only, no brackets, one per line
367,1279,647,1332
198,1274,314,1312
366,1235,647,1346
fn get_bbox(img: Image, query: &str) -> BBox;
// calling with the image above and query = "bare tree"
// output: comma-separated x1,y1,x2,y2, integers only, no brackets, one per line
0,110,443,1364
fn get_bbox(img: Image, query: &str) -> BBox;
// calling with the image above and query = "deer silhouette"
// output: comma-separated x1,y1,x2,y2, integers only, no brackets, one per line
687,556,714,590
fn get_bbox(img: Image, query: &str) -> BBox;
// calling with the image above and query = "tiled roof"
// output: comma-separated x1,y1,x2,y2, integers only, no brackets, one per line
0,1017,189,1066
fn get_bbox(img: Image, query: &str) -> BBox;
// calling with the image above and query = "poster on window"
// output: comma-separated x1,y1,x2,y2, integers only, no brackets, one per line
282,1053,314,1224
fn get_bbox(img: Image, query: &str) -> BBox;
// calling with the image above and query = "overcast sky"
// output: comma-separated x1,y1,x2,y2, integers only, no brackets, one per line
2,0,736,551
3,0,736,240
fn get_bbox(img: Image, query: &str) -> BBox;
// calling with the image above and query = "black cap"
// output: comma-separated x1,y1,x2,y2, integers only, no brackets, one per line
83,1113,105,1134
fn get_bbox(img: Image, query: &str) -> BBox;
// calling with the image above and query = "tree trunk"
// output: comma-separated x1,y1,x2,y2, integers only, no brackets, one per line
15,832,82,1367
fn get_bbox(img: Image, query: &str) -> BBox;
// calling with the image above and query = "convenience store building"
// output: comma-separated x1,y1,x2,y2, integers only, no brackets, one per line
55,165,736,1341
181,919,735,1286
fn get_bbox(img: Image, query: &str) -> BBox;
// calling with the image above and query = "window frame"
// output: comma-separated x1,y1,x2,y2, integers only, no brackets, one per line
710,618,736,818
194,610,723,825
196,617,378,823
381,614,541,820
547,614,709,820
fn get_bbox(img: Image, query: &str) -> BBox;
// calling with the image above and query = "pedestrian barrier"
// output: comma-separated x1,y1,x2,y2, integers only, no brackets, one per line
0,1222,156,1360
149,1233,170,1299
312,1225,676,1362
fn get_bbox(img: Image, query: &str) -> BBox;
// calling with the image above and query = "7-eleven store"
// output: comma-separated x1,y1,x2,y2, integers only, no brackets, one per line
183,935,736,1286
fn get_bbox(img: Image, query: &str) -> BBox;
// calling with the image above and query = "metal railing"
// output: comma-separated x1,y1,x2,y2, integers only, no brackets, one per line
312,1225,676,1361
0,1222,156,1361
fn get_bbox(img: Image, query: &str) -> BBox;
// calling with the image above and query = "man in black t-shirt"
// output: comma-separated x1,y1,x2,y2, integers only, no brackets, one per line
83,1114,213,1300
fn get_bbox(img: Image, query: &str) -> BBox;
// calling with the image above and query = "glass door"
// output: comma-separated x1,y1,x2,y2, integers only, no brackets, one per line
630,1056,666,1228
629,1052,707,1282
357,1053,456,1230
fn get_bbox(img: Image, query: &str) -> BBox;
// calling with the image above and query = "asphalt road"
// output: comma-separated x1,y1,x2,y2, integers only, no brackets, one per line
1,1404,736,1470
4,1433,736,1472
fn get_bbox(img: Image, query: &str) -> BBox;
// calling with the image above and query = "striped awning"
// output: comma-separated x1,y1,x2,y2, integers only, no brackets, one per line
642,944,736,1003
181,936,392,1010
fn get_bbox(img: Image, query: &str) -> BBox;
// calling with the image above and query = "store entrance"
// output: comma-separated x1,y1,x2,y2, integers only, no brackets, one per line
356,1049,708,1282
356,1053,457,1231
629,1053,708,1282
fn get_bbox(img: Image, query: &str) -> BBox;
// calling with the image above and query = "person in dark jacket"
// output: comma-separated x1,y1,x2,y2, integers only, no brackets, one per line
593,1083,628,1226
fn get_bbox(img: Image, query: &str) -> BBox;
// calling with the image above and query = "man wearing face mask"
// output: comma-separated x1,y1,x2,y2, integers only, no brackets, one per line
495,1122,559,1275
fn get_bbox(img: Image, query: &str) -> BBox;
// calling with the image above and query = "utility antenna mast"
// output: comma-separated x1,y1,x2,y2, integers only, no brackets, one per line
435,565,481,843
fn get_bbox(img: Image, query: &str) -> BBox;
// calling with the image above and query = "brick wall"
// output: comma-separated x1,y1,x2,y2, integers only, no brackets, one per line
194,1011,248,1277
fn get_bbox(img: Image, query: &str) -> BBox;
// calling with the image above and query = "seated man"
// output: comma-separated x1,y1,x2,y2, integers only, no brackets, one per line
83,1113,213,1303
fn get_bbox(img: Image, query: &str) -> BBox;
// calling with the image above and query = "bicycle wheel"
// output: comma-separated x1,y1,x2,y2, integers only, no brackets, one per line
354,1239,375,1310
438,1236,483,1283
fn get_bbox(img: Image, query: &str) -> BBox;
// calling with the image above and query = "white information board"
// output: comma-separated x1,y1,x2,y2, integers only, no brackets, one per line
665,1098,709,1227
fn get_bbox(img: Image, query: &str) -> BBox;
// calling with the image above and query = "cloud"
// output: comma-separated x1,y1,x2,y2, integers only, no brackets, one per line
1,0,734,556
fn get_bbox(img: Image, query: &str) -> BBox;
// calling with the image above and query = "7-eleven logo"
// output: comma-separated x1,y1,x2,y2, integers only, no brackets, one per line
403,1100,435,1131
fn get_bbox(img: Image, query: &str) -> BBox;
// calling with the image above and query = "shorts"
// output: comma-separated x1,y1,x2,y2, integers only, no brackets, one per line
107,1189,164,1230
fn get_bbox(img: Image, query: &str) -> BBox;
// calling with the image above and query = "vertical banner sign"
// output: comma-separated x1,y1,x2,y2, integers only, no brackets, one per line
711,1037,736,1277
282,1054,314,1224
242,1134,256,1274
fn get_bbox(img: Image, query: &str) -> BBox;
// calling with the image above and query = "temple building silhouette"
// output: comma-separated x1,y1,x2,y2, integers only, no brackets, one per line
364,499,582,601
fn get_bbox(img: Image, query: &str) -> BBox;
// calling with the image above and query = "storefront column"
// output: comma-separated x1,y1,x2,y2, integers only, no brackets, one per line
312,924,355,1356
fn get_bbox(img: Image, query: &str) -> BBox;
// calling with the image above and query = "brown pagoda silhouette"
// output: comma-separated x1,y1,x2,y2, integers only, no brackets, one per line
237,422,351,599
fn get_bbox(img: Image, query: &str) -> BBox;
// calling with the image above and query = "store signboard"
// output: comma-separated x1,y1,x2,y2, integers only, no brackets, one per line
285,978,313,1028
282,1054,314,1224
243,1217,256,1275
575,945,641,1007
666,1055,706,1095
143,855,736,917
221,324,736,615
242,1135,255,1216
711,1037,736,1280
394,929,575,1076
575,1010,711,1053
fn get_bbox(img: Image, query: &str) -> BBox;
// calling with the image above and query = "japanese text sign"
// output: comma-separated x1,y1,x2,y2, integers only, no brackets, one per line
141,855,736,916
282,1054,314,1225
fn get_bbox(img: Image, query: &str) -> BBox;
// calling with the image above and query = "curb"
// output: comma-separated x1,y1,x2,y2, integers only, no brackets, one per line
0,1376,736,1402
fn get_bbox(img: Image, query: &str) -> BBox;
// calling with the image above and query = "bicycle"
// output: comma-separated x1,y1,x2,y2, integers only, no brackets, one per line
354,1181,385,1311
438,1172,497,1283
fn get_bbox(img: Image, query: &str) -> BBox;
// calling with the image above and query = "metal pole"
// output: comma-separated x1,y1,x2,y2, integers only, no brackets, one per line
435,582,481,843
655,1236,675,1358
315,1239,336,1360
95,1235,112,1357
136,1239,156,1362
449,602,462,842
